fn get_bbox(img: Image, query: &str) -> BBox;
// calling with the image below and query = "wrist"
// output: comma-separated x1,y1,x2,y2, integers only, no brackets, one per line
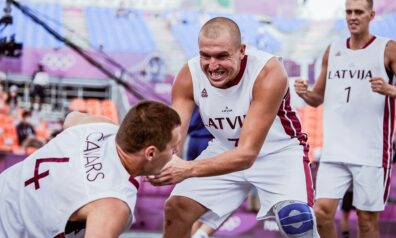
188,160,198,178
389,85,396,98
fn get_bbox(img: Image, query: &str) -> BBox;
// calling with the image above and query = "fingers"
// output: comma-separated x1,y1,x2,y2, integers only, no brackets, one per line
294,79,308,94
146,174,173,186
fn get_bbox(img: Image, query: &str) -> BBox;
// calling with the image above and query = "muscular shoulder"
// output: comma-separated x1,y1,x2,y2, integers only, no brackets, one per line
63,111,116,129
385,40,396,59
385,40,396,73
253,57,288,96
172,63,194,101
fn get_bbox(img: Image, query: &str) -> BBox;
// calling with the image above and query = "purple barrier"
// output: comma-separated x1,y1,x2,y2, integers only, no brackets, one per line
0,152,26,173
0,48,147,79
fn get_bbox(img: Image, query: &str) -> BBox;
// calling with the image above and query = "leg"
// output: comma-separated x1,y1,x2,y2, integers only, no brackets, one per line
340,190,354,238
164,196,208,238
340,210,351,238
356,210,379,238
314,198,339,238
273,200,320,238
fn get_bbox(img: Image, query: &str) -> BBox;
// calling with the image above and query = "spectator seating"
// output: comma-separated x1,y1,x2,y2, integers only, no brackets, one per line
85,7,157,52
68,98,119,123
5,2,64,48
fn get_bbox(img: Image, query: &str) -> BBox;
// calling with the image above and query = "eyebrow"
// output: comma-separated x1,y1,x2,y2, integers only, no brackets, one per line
199,51,230,57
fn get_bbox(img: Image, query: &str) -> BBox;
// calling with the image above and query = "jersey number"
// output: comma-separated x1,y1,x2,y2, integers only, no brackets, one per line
24,157,70,190
345,86,351,103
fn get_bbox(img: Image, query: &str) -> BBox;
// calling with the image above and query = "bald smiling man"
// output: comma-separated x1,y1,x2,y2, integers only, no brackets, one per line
147,17,319,238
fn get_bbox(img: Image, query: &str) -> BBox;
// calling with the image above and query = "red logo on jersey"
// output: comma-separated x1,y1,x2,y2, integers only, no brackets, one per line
201,88,208,98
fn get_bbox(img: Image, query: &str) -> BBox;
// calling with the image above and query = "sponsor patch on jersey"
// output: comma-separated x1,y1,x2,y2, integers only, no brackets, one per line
222,106,233,113
201,88,208,97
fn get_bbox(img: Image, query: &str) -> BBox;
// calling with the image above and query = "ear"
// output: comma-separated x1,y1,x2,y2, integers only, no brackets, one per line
370,10,375,21
144,145,157,161
240,44,246,60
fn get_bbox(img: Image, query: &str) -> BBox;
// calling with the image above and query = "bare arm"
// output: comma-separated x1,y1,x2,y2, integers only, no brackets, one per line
63,111,116,129
189,57,288,175
370,40,396,97
171,64,197,154
71,198,131,238
294,46,329,107
149,57,288,185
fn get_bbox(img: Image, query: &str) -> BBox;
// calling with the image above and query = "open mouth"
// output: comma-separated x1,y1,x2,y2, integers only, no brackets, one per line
209,70,226,81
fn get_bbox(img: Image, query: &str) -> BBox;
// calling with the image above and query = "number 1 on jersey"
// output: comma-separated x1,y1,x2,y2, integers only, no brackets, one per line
345,86,351,103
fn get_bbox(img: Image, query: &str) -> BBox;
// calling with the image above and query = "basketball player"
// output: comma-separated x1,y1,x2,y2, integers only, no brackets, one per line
148,17,319,238
294,0,396,237
0,100,181,238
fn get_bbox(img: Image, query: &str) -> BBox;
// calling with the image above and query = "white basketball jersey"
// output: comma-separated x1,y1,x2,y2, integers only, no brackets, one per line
322,36,394,168
0,123,138,238
188,47,308,157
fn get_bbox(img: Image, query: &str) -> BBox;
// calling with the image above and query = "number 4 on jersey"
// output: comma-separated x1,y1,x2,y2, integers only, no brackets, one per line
24,158,70,190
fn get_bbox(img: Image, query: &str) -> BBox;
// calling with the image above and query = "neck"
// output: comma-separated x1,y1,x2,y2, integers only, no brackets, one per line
116,144,142,177
349,32,373,49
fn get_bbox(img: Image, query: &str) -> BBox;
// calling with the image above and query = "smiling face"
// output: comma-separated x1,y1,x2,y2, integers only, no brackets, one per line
198,17,245,89
345,0,374,36
199,34,245,89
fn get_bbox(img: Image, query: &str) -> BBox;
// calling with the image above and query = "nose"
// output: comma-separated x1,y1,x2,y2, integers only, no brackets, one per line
208,57,219,70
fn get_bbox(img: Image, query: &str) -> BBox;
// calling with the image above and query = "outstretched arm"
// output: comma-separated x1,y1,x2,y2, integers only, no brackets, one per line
149,57,288,185
294,46,329,107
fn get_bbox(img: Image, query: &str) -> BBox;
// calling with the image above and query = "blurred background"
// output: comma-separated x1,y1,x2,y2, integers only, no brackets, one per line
0,0,395,237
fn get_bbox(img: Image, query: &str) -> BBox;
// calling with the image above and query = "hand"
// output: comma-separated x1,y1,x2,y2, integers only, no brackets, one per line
369,77,391,95
294,79,308,97
145,155,192,186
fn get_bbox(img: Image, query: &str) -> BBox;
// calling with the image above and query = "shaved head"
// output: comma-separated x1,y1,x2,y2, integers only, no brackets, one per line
199,17,241,48
347,0,373,9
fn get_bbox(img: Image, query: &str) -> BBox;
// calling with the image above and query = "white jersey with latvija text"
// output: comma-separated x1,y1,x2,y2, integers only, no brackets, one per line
0,123,138,238
322,36,394,168
188,47,308,158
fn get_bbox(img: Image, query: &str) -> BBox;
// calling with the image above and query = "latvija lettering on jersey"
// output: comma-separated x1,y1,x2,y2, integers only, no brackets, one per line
207,115,246,130
328,69,372,80
83,132,105,182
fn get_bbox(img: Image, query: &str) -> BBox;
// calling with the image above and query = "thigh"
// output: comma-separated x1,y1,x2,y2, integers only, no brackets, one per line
316,162,351,199
172,147,251,219
247,147,314,219
351,164,387,211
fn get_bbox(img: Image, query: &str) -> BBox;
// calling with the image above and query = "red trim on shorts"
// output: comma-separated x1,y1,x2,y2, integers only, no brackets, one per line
277,89,314,207
383,167,392,203
129,176,140,190
346,36,376,49
225,55,247,88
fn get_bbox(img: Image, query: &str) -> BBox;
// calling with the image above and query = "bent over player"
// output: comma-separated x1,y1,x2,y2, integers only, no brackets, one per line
0,100,181,238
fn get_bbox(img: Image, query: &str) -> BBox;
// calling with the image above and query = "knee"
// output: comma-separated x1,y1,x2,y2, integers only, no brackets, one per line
164,196,196,225
314,203,334,227
274,201,317,238
357,211,379,233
